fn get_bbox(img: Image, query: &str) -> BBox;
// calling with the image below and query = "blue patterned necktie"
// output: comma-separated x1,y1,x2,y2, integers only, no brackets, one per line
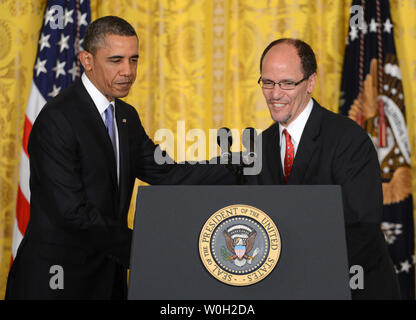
104,103,117,157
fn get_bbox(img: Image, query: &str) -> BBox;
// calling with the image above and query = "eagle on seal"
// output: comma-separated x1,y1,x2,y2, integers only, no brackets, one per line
223,224,257,261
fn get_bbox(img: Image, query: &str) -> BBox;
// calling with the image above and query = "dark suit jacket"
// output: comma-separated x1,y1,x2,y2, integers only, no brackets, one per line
246,100,400,299
6,79,234,299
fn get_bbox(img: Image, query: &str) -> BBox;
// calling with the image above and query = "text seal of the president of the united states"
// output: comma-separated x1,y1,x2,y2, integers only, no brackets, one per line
199,204,281,286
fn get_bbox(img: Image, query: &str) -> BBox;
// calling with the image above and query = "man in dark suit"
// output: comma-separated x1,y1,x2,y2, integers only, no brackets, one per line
6,16,233,300
249,38,400,299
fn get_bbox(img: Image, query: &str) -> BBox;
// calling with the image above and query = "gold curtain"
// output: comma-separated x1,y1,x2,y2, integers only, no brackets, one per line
91,0,353,230
1,0,416,298
0,0,47,299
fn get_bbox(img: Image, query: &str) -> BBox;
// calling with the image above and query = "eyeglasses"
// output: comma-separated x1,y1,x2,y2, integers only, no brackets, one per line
257,76,309,90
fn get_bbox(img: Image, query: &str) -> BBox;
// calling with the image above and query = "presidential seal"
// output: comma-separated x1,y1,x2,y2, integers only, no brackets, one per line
199,204,281,286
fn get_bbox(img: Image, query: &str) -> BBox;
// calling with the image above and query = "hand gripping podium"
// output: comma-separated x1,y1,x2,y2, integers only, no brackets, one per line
128,186,351,300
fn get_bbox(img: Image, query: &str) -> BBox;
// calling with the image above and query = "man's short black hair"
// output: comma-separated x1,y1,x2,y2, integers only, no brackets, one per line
83,16,137,54
259,38,317,78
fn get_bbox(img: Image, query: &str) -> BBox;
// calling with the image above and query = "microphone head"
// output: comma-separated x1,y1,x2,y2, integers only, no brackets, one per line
217,127,233,148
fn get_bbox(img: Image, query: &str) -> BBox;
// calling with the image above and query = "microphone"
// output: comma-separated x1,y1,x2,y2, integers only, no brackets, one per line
242,127,257,165
217,127,233,163
216,127,243,183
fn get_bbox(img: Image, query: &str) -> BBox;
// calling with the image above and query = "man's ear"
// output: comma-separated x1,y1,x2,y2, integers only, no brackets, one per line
79,50,93,71
306,72,317,94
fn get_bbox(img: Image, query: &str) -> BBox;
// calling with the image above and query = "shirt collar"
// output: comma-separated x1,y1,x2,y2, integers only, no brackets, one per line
81,73,114,115
279,98,313,146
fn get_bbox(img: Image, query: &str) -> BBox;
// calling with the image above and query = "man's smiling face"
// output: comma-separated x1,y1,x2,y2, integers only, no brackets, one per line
261,43,316,126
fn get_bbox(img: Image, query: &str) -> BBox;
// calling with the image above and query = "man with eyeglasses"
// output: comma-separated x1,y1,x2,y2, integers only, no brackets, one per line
249,38,399,299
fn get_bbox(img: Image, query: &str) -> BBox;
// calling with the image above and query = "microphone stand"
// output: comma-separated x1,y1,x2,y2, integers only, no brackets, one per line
217,128,246,185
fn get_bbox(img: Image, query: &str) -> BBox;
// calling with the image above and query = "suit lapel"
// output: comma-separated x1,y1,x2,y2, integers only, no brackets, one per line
263,123,285,184
288,100,322,184
114,100,130,216
73,80,119,189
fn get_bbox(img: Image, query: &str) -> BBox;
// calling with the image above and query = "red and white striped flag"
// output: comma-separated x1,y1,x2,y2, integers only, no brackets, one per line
11,0,90,262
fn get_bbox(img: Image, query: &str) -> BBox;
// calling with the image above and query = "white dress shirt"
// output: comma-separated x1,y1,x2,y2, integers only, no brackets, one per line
81,73,120,183
279,98,313,173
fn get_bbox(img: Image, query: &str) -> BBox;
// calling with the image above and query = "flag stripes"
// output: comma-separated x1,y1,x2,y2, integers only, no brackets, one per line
10,0,90,262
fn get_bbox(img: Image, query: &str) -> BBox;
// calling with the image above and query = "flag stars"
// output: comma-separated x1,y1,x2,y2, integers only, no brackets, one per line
34,57,47,76
349,17,394,40
348,22,367,42
44,6,56,26
384,18,393,33
78,11,88,27
79,38,85,51
68,61,78,81
74,38,85,55
349,26,359,41
57,33,70,52
38,33,51,51
52,60,66,78
400,260,411,273
360,21,368,35
368,18,392,33
64,9,74,27
369,18,379,33
48,84,61,98
395,255,416,274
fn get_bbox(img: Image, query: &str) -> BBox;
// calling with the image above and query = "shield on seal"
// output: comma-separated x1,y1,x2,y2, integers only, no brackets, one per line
234,245,246,259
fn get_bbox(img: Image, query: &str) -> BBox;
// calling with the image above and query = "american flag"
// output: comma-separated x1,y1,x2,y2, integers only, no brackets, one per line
11,0,90,262
340,0,414,299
